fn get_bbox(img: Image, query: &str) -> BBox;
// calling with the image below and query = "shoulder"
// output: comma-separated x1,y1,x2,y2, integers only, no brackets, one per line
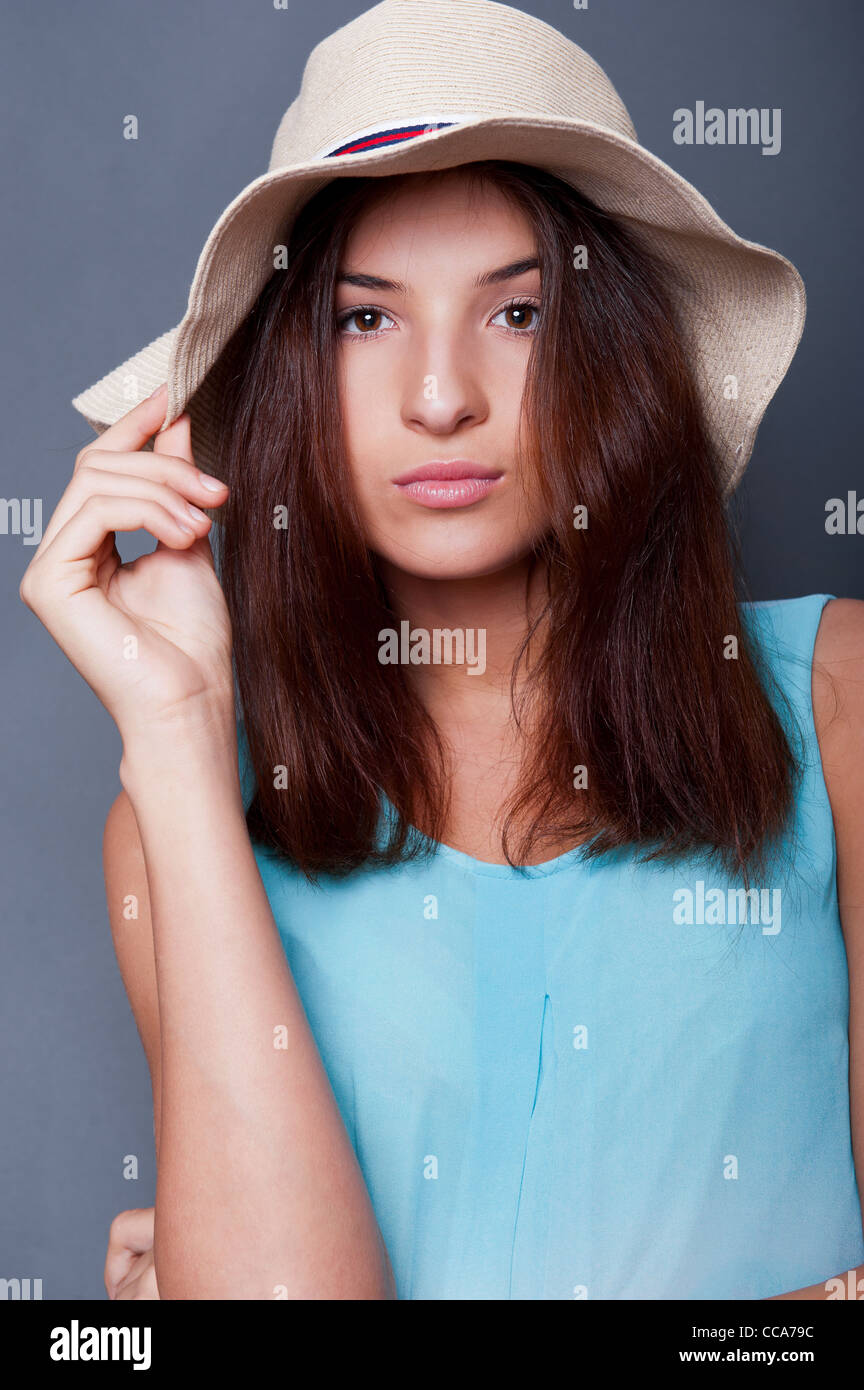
740,593,834,657
811,597,864,790
811,597,864,751
739,594,864,836
810,599,864,947
812,595,864,668
738,594,839,723
812,601,864,1178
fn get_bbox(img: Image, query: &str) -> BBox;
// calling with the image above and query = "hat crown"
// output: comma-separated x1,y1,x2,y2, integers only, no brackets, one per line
268,0,637,171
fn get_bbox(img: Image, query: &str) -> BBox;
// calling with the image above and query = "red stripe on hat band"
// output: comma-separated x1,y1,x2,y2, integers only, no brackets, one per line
326,122,456,158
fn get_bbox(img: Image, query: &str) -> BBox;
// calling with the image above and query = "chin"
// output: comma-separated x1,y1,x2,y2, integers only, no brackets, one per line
373,536,530,582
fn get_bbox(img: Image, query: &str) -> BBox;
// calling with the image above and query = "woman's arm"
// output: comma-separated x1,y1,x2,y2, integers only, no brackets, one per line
768,596,864,1300
104,790,162,1157
19,389,394,1301
102,790,161,1300
111,720,396,1300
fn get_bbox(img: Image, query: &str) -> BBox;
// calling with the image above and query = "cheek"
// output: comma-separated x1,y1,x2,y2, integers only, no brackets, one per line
339,352,392,467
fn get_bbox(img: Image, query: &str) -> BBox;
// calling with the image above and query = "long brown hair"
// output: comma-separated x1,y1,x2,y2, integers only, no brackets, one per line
213,160,798,884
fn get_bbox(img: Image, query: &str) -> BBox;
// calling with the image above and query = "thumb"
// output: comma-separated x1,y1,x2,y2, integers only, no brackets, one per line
153,410,193,462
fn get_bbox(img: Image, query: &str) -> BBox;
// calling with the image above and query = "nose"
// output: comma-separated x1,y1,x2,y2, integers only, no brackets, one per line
400,333,489,437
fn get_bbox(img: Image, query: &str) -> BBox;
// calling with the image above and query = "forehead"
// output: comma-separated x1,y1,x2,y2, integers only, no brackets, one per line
339,171,537,268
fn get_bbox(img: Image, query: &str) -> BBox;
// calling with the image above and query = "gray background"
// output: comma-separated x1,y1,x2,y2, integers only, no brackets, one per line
1,0,861,1298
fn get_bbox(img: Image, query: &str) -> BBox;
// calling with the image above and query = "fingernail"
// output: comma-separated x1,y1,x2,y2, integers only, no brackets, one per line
186,503,210,522
148,382,167,399
198,472,225,492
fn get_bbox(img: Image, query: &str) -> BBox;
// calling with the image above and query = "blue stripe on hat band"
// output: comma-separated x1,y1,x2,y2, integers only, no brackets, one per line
326,121,457,157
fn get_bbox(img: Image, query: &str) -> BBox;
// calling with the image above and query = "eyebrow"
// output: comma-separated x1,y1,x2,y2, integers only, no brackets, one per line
335,256,540,294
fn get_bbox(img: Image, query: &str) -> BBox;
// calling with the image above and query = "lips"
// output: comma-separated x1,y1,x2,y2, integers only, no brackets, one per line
394,460,501,484
393,459,503,510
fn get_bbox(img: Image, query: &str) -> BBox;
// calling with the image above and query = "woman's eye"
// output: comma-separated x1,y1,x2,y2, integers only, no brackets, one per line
338,307,396,337
337,299,540,339
489,300,540,333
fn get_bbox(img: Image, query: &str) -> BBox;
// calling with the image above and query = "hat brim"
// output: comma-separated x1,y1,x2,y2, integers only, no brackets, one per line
71,114,805,518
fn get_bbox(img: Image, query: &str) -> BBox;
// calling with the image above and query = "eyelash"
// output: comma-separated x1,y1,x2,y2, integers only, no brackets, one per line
336,295,541,341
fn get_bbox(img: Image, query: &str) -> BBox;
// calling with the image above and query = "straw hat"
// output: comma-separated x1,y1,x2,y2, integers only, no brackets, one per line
70,0,805,508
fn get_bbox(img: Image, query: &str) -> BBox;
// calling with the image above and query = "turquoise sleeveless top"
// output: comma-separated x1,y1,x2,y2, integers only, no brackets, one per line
237,594,863,1299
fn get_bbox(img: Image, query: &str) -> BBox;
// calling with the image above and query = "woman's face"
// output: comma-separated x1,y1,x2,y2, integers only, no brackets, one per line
335,171,551,582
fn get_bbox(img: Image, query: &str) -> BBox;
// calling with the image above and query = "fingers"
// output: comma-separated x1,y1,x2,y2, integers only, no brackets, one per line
82,431,223,500
47,493,206,572
36,444,226,556
51,393,228,568
18,489,219,688
153,409,192,463
107,1206,154,1251
83,383,172,458
105,1249,138,1301
113,1263,160,1301
63,471,210,551
105,1208,155,1300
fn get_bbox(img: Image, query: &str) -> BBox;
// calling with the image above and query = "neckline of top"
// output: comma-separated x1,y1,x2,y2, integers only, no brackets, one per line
429,836,592,879
377,792,597,879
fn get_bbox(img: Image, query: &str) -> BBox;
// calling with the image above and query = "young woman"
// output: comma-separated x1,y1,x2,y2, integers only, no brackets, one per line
22,0,864,1300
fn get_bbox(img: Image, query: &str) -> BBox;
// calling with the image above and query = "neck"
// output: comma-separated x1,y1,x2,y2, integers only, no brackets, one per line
375,554,548,708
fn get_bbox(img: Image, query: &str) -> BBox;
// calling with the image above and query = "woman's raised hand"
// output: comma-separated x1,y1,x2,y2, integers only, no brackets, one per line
19,385,234,746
